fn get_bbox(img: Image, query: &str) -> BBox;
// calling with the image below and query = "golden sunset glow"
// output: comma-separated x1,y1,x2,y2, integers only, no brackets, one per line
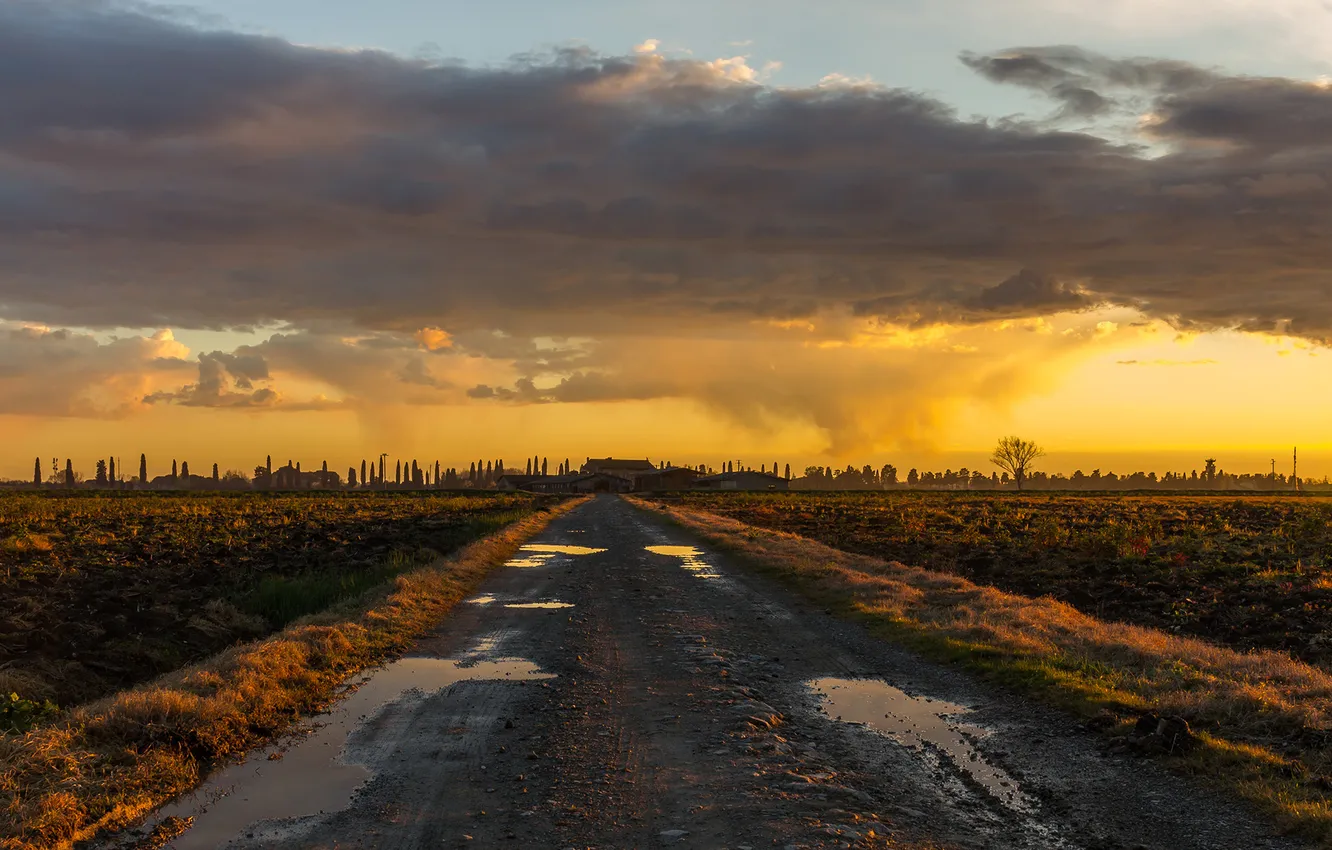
4,3,1332,483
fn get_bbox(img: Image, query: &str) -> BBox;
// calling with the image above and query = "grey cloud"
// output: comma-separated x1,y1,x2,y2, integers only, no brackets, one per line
1148,78,1332,150
969,269,1093,314
398,357,450,388
145,348,278,406
960,49,1114,118
2,4,1332,347
466,378,542,402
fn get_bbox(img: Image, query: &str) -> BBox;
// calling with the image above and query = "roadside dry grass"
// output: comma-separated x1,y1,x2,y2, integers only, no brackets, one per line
0,498,587,850
629,497,1332,845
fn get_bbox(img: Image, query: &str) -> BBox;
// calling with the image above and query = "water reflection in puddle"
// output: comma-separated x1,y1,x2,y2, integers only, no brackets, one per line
464,594,574,610
504,543,607,567
155,655,555,848
809,678,1028,811
645,545,723,579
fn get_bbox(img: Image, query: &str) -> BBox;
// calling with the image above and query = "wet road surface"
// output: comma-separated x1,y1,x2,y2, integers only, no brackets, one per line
147,496,1305,849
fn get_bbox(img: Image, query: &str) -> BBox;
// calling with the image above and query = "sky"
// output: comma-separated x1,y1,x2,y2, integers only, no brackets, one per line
5,0,1332,480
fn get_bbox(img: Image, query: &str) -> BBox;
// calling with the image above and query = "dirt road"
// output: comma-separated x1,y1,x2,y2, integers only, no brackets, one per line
143,496,1305,849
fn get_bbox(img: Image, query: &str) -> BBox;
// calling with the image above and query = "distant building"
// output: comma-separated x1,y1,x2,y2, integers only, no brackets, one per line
496,474,536,492
693,470,789,491
582,458,658,481
635,466,701,491
270,464,341,490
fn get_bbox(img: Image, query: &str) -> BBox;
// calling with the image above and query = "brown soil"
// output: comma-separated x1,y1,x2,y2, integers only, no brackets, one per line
0,493,545,708
669,492,1332,665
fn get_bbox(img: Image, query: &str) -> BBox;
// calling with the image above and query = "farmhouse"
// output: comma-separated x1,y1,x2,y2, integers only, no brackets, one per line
269,464,341,490
634,466,701,491
693,470,789,491
582,458,658,481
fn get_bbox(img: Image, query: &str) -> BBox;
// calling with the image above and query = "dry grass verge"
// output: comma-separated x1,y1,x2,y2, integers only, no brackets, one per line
628,497,1332,845
0,498,587,850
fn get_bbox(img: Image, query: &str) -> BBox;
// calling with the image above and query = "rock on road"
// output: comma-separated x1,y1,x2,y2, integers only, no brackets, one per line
156,495,1305,850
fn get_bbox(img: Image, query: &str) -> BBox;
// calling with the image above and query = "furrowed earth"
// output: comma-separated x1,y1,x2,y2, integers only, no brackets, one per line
670,491,1332,664
0,492,551,714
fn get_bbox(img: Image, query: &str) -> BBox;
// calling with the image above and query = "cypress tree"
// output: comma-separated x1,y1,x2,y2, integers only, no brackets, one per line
526,458,532,475
213,463,219,481
171,459,178,479
361,460,368,486
542,458,548,476
64,459,74,488
434,460,441,486
396,460,402,484
266,455,272,475
109,457,116,483
322,460,328,473
470,462,476,482
96,459,108,484
181,461,189,478
785,463,791,480
140,454,147,483
348,467,357,487
33,457,41,487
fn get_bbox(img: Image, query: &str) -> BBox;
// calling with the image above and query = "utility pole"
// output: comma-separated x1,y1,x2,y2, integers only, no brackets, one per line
379,453,389,491
1294,446,1300,493
1271,457,1277,489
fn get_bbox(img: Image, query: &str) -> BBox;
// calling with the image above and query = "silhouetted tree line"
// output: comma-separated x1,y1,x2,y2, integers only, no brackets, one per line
7,453,1329,493
791,462,1326,492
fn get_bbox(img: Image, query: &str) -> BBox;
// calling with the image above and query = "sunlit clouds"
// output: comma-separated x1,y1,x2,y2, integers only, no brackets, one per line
4,1,1332,473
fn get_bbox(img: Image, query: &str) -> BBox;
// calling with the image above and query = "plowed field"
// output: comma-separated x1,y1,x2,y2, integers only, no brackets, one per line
673,492,1332,663
0,492,551,711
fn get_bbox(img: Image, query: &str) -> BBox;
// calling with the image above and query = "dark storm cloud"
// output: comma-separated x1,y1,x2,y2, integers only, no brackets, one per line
969,269,1092,314
959,46,1214,115
143,348,278,406
4,3,1332,343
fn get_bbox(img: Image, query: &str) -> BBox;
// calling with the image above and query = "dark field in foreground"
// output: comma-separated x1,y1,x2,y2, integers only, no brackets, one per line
673,491,1332,665
0,492,552,713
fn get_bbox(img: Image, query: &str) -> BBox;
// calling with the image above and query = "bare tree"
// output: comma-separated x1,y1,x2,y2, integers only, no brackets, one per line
989,436,1045,491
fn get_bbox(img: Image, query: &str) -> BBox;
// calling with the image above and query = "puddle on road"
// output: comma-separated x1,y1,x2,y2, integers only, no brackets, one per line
809,678,1029,812
504,543,607,567
464,593,574,609
155,655,555,849
645,545,723,579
